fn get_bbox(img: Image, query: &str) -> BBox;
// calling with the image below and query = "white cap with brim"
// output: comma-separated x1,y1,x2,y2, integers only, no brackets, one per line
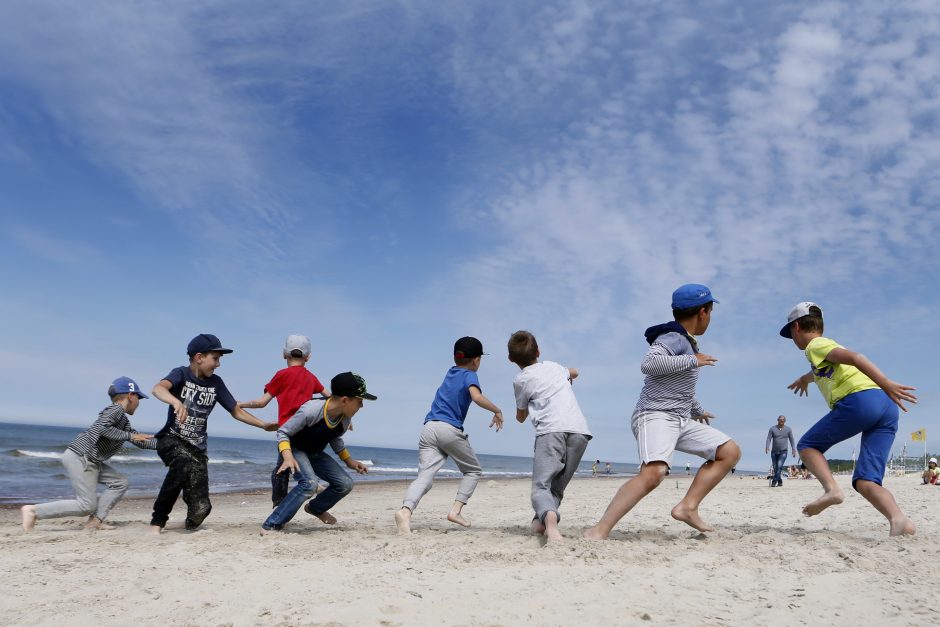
284,334,311,357
780,302,822,338
930,458,937,465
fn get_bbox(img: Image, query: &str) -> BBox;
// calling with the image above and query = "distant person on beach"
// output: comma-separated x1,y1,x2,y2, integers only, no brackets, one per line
766,415,797,487
584,284,740,540
148,334,277,534
605,462,611,474
685,461,691,475
238,335,330,507
921,458,939,485
260,372,375,534
592,460,599,477
395,337,504,533
21,377,156,532
782,302,917,536
507,330,591,542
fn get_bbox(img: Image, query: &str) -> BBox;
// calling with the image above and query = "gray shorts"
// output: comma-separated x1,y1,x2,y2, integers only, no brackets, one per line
631,410,730,467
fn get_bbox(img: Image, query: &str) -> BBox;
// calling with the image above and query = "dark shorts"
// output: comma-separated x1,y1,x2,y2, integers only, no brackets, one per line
797,388,897,488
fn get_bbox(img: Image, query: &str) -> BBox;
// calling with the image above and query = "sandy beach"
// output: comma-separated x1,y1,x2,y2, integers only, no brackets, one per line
1,474,936,626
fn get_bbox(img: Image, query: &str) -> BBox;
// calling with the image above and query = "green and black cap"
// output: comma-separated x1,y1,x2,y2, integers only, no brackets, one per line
330,372,377,400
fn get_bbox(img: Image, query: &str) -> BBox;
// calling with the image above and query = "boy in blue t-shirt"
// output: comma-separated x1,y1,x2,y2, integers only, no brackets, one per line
147,334,277,534
394,337,504,533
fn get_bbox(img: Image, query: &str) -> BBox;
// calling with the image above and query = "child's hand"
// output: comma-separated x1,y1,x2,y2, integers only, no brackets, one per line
263,422,279,432
691,411,714,425
787,376,810,397
490,411,504,432
695,353,718,367
173,401,188,424
278,454,299,475
131,433,155,442
345,459,369,474
882,381,917,412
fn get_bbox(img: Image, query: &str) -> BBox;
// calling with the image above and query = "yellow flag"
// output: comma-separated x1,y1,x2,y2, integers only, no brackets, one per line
911,429,926,442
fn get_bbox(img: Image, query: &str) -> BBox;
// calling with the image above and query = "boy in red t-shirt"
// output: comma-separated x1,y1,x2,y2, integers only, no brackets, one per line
239,335,330,506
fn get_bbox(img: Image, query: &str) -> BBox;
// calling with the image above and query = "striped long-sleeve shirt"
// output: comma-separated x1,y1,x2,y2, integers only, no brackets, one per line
67,403,157,465
633,328,705,419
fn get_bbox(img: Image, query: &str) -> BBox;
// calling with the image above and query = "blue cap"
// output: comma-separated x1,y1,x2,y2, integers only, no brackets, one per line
187,333,234,357
671,284,719,309
108,376,148,399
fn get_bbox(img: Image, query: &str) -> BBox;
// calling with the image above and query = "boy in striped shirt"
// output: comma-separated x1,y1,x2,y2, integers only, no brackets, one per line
21,377,156,531
584,284,740,539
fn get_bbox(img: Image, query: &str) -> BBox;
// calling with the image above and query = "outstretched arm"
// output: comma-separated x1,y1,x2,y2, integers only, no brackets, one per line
787,371,814,397
824,347,917,412
469,386,503,431
238,392,274,410
230,406,278,430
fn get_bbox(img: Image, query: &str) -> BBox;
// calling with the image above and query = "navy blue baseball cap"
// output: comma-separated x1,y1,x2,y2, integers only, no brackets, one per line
454,336,486,359
187,333,234,357
108,376,148,399
671,284,719,310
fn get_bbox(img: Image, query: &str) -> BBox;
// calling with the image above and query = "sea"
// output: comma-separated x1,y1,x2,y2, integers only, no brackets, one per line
0,422,639,504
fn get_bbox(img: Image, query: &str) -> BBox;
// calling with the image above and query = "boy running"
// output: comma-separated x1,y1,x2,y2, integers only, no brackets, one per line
781,302,916,535
395,337,504,533
148,334,277,534
508,330,591,542
238,334,329,507
584,284,740,539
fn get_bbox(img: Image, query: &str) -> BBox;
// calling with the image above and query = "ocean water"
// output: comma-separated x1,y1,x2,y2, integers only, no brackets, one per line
0,422,637,504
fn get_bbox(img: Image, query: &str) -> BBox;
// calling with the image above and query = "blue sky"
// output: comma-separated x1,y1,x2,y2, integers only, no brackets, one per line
1,1,938,471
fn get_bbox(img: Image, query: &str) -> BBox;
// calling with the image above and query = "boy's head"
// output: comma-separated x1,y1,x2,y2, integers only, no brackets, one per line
329,372,377,419
453,336,485,369
283,334,311,362
671,284,718,332
507,330,539,369
930,458,937,468
108,376,148,414
187,334,233,377
780,302,824,345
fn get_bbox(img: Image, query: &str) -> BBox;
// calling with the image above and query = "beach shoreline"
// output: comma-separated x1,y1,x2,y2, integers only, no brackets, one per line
2,474,936,625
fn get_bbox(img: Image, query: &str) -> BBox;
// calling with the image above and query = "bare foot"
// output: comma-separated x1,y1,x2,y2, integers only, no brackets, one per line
545,527,564,542
21,505,37,532
802,489,844,517
84,517,115,531
889,516,915,537
314,511,337,525
394,508,412,534
582,526,608,541
146,525,163,535
259,527,279,536
446,512,471,528
531,518,546,535
671,503,715,532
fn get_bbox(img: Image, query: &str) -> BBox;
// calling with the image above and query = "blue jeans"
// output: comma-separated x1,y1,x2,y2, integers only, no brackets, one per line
770,450,788,486
262,449,353,530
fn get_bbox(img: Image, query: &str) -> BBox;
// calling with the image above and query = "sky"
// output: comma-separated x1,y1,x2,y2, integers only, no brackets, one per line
1,0,938,471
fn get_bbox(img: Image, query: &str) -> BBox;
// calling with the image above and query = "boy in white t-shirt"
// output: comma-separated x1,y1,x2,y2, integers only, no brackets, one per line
508,331,592,542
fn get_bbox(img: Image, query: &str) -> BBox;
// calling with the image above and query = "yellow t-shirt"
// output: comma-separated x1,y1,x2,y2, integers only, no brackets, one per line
928,467,940,478
805,337,878,409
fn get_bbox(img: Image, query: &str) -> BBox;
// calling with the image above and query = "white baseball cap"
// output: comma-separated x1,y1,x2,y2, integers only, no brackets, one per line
930,458,937,465
284,334,311,357
780,302,823,338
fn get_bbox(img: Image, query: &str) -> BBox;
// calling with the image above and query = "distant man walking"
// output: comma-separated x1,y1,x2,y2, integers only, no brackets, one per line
766,415,797,487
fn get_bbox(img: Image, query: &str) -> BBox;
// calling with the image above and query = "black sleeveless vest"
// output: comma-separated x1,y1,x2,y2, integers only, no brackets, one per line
290,416,347,454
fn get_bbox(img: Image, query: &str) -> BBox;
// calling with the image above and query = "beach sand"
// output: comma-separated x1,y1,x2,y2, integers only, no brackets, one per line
1,474,936,626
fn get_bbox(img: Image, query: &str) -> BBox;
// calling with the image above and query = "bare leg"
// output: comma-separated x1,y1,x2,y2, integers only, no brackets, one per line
854,479,915,536
671,441,741,533
543,511,563,542
20,505,37,532
799,448,844,516
447,501,471,527
583,462,667,540
394,507,412,534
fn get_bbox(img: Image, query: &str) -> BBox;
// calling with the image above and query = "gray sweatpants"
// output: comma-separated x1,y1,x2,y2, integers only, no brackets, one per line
402,421,483,511
34,449,129,521
531,432,590,524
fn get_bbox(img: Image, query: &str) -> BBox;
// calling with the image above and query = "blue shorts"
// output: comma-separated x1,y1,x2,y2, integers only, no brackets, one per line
797,388,897,489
